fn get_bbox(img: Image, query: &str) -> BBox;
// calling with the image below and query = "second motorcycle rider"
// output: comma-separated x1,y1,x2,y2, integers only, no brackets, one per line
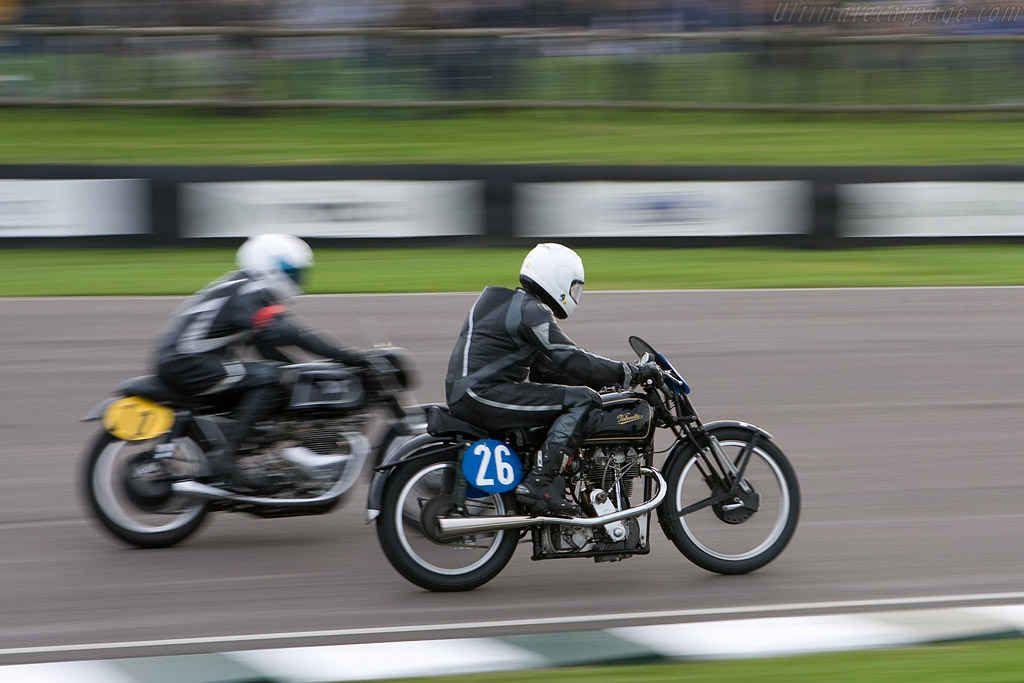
154,233,369,492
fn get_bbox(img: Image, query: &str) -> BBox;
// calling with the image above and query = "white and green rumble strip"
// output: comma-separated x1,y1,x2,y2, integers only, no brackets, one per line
7,604,1024,682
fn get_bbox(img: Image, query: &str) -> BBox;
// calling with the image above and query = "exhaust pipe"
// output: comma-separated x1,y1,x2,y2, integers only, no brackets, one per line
437,466,667,537
171,480,349,507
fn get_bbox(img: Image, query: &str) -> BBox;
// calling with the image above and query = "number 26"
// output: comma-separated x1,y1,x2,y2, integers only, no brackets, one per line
474,442,515,487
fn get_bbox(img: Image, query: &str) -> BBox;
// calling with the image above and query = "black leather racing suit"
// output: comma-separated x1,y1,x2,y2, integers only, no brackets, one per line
155,270,360,456
445,286,629,468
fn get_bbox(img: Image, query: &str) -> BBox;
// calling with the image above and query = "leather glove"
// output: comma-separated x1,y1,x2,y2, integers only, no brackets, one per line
627,361,664,387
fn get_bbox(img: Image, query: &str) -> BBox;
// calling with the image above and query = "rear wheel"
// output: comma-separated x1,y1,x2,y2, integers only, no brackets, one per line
82,431,210,548
659,428,800,574
377,450,518,591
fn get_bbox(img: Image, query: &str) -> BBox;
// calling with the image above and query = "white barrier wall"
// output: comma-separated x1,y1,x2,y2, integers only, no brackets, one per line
515,181,812,237
179,180,485,238
4,168,1024,243
0,179,148,237
839,182,1024,237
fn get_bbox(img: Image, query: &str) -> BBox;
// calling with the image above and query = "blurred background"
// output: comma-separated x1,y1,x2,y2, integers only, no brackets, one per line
5,4,1024,682
1,0,1022,109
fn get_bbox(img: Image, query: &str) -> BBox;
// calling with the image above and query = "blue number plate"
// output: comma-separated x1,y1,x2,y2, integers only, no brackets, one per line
461,439,523,494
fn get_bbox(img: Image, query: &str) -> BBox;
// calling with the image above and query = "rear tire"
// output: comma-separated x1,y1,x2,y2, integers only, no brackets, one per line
82,430,210,548
659,428,800,574
377,450,518,591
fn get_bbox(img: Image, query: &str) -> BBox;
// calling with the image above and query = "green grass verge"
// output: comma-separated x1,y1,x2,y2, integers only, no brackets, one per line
2,110,1024,165
370,639,1024,683
6,245,1024,296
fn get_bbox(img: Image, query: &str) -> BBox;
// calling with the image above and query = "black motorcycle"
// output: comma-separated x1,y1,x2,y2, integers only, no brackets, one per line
81,347,423,548
369,336,800,592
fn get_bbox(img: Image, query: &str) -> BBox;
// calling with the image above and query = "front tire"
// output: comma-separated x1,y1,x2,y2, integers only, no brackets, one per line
659,428,800,575
377,450,518,591
82,431,210,548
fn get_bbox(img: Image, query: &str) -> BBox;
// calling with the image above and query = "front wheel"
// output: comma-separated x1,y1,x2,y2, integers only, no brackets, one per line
377,450,519,591
82,431,210,548
659,428,800,575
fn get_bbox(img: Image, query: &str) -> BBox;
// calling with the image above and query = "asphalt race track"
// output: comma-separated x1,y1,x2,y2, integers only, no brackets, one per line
4,288,1024,666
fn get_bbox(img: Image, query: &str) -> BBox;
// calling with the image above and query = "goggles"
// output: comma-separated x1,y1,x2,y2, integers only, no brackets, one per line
569,280,584,304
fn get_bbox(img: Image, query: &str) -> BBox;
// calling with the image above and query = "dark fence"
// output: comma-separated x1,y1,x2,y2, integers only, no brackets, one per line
2,26,1024,112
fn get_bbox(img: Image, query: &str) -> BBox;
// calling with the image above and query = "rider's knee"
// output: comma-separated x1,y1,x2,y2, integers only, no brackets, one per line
565,386,601,411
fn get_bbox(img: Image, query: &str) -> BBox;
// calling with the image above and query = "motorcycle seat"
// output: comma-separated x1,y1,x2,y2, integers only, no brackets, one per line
426,405,488,440
117,375,210,409
425,405,550,449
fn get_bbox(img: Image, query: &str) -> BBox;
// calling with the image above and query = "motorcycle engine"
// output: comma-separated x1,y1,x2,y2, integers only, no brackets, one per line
239,418,361,494
538,445,645,561
583,446,642,506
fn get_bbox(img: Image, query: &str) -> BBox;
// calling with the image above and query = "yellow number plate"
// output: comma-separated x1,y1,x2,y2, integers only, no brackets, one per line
103,396,175,441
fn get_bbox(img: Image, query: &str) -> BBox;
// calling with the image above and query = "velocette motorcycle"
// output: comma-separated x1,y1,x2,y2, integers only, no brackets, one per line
81,347,424,549
368,336,800,592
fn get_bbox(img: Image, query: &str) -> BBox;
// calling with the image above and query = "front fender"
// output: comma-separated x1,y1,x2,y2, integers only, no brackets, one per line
664,420,775,467
702,420,774,440
365,433,462,524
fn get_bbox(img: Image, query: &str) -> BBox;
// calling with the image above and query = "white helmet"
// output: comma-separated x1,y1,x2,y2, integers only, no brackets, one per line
236,233,314,301
519,243,585,319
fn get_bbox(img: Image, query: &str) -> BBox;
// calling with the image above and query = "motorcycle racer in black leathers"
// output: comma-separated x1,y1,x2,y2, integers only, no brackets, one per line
154,233,364,490
445,243,661,515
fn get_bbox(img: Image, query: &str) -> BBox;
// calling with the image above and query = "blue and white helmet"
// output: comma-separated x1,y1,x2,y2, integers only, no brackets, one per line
236,233,314,301
519,243,585,319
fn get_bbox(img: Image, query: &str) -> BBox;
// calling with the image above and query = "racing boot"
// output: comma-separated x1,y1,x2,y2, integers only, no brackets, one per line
203,387,278,493
515,447,580,517
203,440,257,494
204,441,268,494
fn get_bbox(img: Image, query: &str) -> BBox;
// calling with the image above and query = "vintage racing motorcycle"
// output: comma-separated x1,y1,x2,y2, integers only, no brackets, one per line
81,347,423,548
369,336,800,591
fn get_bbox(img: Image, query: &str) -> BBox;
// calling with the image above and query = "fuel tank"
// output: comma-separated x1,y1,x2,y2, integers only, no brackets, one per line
582,393,653,444
287,368,365,411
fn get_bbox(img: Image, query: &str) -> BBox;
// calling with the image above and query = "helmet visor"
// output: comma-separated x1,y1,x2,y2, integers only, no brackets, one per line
569,280,584,305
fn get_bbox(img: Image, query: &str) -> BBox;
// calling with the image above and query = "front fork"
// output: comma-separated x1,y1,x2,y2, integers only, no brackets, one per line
707,434,756,496
666,428,761,521
708,434,760,518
